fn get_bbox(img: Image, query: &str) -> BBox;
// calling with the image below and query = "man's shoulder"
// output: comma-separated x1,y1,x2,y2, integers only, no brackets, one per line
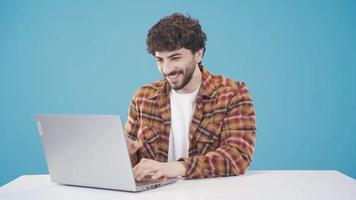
210,73,248,97
132,80,165,99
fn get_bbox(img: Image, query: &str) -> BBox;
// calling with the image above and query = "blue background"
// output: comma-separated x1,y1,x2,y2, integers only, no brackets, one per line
0,0,355,186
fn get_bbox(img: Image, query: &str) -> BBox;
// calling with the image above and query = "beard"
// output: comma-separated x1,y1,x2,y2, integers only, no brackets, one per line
164,59,196,91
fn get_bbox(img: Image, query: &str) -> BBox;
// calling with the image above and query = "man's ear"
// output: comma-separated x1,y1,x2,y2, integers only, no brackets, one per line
195,48,204,63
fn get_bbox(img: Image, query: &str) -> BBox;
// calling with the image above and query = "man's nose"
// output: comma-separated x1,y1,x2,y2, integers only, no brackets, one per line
162,60,172,75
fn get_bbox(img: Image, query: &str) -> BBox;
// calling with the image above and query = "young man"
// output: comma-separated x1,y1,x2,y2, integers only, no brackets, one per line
125,13,256,181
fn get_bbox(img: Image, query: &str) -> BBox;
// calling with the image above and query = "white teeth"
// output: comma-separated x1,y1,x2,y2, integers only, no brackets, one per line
168,73,179,79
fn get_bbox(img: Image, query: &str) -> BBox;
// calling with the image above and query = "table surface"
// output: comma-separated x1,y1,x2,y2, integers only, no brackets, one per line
0,170,355,200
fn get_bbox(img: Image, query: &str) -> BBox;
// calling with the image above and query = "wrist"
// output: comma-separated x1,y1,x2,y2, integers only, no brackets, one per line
175,161,186,177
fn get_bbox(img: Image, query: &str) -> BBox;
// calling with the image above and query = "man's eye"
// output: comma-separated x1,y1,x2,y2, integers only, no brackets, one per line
171,57,180,60
156,59,163,62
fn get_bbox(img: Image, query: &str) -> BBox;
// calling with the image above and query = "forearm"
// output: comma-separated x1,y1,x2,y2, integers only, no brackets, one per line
125,96,141,166
178,144,252,179
173,161,186,177
129,145,140,167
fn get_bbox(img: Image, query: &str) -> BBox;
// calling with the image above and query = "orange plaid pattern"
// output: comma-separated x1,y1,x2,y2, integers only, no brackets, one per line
125,67,256,179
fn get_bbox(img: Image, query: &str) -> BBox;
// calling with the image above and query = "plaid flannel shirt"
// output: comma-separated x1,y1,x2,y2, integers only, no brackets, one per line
125,67,256,179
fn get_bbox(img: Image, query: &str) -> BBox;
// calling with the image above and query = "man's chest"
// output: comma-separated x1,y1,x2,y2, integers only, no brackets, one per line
136,97,229,161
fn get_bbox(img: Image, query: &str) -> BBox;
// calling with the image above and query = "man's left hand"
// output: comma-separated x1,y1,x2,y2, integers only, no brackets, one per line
133,158,186,181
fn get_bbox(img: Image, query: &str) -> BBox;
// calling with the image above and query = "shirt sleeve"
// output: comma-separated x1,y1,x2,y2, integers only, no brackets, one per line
124,91,141,167
178,83,256,179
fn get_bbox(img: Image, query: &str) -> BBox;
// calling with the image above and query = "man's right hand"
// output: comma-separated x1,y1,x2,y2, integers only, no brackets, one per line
125,135,141,156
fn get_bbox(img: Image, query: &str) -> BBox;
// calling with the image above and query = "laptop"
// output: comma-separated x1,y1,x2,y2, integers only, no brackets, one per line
35,114,178,192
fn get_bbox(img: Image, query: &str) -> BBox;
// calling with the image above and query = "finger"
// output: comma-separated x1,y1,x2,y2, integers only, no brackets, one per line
151,171,163,180
134,166,145,181
133,162,142,174
133,158,149,173
134,163,151,181
135,171,143,181
133,159,160,181
135,169,153,181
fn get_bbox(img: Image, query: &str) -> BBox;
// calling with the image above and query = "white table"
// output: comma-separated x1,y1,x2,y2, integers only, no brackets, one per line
0,170,355,200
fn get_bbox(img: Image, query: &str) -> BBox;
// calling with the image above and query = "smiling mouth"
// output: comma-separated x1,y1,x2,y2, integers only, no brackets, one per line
166,71,183,82
168,71,180,78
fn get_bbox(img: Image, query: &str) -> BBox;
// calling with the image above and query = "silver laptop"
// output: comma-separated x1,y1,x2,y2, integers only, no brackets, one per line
35,114,178,192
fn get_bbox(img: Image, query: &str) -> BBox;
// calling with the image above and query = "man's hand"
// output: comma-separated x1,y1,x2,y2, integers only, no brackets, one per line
133,158,186,181
125,135,141,157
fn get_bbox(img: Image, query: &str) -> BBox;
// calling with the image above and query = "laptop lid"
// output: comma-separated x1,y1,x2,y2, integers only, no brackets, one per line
36,114,138,191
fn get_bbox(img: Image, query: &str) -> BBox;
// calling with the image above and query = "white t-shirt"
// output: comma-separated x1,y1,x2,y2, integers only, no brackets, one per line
168,86,200,161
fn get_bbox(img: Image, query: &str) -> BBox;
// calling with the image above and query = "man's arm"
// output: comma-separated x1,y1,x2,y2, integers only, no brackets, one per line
124,94,141,166
178,83,256,179
125,90,183,181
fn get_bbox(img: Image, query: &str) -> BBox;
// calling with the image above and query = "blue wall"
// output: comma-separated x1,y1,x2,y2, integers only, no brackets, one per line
1,0,355,185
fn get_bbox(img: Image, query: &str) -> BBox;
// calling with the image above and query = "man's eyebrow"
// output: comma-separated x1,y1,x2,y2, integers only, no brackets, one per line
155,53,182,60
155,56,162,60
167,53,182,59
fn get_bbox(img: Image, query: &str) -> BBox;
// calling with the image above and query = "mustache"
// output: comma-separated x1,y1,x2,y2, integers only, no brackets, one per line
163,70,183,77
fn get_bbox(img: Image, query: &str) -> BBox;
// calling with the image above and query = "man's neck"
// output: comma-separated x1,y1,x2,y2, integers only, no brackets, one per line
175,65,202,94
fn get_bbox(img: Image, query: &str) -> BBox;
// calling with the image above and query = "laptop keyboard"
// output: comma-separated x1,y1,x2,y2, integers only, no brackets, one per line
135,179,162,186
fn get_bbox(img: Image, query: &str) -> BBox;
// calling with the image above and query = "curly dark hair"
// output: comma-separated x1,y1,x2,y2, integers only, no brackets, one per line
146,13,207,57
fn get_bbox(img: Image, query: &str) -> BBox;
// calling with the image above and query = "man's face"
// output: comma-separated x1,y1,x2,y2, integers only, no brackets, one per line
155,48,199,91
